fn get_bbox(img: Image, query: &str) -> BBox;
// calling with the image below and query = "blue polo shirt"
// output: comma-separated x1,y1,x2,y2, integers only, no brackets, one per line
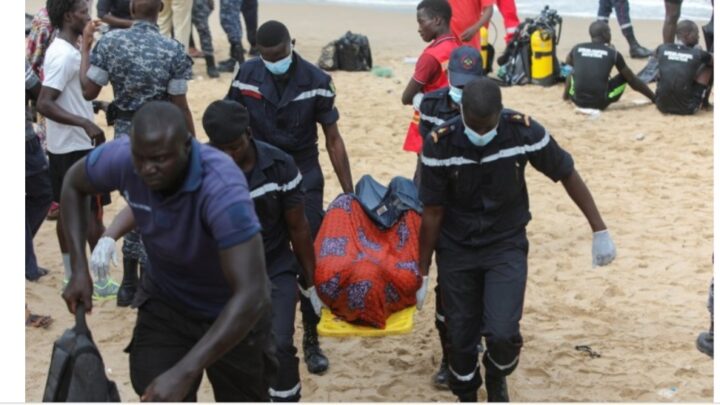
420,109,574,249
244,140,304,277
85,137,261,319
226,52,339,171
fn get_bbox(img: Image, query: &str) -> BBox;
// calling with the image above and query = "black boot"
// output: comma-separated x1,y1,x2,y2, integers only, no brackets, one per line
217,42,245,72
303,319,329,374
485,371,509,402
117,257,138,307
205,55,219,78
623,27,652,59
433,357,450,389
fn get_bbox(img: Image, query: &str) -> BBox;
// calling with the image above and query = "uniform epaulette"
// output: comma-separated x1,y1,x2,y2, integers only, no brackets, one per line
506,113,531,127
431,124,455,143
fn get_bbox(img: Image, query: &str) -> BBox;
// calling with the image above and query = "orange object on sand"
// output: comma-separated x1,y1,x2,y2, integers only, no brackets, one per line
314,195,422,329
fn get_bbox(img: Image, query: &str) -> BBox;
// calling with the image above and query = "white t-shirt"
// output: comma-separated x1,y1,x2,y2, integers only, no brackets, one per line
43,38,95,155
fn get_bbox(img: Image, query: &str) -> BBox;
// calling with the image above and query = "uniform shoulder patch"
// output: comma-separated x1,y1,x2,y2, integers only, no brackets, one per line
506,113,531,127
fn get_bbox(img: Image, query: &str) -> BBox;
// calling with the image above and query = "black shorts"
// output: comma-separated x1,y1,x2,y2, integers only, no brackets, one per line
665,0,683,4
48,149,111,208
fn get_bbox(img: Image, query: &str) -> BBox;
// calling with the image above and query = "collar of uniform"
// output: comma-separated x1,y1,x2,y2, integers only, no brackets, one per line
449,116,509,149
252,139,276,171
131,20,160,32
179,138,203,193
430,34,457,48
439,88,458,114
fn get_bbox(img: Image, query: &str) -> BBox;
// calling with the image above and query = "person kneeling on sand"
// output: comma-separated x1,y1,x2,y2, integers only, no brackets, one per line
563,21,655,111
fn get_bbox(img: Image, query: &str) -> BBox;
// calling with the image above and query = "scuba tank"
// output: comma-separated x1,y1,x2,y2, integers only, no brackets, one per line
480,26,489,72
530,28,554,85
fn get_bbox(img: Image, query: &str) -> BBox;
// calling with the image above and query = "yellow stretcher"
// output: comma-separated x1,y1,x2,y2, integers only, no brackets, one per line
317,306,416,337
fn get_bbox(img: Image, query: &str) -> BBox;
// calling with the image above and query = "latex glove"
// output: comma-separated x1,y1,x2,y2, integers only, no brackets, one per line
300,285,324,316
416,276,429,310
592,230,616,268
90,236,118,282
412,92,424,111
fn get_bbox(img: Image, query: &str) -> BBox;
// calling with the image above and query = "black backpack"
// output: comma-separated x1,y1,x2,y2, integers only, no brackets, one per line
43,305,121,402
318,31,373,72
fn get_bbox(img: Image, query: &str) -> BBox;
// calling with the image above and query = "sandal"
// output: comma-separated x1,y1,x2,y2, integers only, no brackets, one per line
26,267,49,282
25,312,53,329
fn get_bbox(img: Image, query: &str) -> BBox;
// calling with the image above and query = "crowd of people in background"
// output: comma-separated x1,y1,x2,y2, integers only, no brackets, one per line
24,0,713,402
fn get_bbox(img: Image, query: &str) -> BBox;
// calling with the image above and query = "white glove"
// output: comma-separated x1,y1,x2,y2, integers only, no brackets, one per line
90,236,118,282
416,276,429,310
592,230,616,268
412,92,424,111
300,285,324,316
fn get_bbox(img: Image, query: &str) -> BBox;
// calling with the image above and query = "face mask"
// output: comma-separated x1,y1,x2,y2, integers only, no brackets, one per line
461,110,498,147
448,85,462,104
262,47,293,75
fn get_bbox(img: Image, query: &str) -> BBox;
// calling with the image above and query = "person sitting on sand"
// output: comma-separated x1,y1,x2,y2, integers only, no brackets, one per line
563,21,655,111
655,20,714,115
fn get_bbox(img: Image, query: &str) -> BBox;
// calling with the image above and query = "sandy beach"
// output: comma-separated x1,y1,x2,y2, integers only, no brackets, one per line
24,0,713,401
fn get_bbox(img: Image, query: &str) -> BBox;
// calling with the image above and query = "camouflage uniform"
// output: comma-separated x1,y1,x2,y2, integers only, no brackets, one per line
87,20,193,136
220,0,243,44
87,20,192,264
192,0,214,56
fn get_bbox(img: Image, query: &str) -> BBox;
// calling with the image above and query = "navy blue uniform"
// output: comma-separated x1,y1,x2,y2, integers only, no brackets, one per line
418,87,458,140
243,140,304,401
420,110,574,398
226,50,339,334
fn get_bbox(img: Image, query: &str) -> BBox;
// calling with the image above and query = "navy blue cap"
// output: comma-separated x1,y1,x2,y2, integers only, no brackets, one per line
448,46,484,87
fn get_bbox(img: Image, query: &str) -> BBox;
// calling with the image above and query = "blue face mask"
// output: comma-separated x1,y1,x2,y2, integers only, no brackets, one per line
461,110,498,147
262,47,293,75
448,85,462,104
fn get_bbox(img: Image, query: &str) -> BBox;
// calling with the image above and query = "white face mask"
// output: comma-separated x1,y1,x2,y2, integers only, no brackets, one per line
448,85,463,104
460,109,498,147
262,46,293,75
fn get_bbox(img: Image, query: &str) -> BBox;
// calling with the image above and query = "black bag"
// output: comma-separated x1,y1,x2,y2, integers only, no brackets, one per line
318,31,373,72
43,305,121,402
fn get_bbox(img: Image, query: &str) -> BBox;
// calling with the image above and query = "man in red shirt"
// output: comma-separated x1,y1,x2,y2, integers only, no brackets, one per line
401,0,459,181
448,0,494,50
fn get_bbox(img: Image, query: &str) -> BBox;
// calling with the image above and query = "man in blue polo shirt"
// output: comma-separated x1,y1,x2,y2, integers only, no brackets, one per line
225,19,353,374
417,78,617,402
203,99,323,402
60,101,277,401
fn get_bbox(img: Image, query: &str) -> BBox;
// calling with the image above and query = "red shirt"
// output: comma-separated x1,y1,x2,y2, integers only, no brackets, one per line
449,0,495,49
412,34,459,90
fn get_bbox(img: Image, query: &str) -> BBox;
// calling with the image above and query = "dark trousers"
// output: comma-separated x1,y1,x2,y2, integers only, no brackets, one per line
240,0,258,47
269,270,301,401
437,232,528,399
26,137,52,280
220,0,243,44
298,163,325,326
191,0,214,55
597,0,631,27
127,298,277,402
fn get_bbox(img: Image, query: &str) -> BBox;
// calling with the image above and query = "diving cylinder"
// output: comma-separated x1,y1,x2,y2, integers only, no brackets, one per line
530,28,554,85
479,26,489,72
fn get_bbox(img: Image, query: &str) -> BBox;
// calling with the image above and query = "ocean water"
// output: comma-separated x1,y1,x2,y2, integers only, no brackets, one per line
268,0,714,21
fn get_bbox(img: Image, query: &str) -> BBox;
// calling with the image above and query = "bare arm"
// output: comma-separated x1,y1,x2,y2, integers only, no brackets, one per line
285,204,316,287
141,234,271,401
80,20,103,101
37,86,106,145
561,169,607,233
401,79,424,105
102,205,136,240
321,122,353,193
461,4,493,42
60,158,100,314
169,93,196,137
619,66,655,102
418,205,445,276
